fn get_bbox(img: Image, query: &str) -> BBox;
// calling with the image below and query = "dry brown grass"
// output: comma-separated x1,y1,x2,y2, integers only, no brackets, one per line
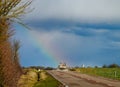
40,71,47,80
18,69,37,87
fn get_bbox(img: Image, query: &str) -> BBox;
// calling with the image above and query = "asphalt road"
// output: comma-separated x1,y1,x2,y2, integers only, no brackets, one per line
48,70,120,87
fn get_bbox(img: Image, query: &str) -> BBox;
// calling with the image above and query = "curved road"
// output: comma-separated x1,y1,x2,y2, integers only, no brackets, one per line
48,70,120,87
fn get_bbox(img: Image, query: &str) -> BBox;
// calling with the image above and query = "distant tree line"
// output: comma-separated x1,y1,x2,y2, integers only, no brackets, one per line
102,64,120,68
25,66,55,70
70,63,120,69
94,64,120,68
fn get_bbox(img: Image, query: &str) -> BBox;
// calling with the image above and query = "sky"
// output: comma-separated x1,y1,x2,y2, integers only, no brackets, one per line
14,0,120,67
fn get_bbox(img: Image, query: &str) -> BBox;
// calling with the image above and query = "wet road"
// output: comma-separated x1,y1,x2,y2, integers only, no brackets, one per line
48,70,120,87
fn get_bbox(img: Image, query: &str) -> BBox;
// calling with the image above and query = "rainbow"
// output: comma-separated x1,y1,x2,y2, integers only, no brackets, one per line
28,30,64,66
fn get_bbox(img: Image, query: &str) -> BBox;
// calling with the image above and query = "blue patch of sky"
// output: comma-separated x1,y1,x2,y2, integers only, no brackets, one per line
12,19,120,67
13,24,58,67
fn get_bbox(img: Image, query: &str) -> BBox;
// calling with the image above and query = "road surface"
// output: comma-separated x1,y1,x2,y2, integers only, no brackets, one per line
48,70,120,87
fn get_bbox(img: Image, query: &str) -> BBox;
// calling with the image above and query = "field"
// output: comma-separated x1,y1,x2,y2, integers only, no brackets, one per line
76,68,120,80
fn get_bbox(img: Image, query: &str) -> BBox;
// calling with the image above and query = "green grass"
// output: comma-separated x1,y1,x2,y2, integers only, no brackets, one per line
33,72,61,87
77,68,120,80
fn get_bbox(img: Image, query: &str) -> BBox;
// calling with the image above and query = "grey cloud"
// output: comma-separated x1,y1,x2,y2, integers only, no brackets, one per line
25,0,120,23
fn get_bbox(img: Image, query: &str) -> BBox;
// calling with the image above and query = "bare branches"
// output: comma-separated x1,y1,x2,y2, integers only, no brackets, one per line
0,0,32,30
12,40,20,63
0,0,32,19
0,0,21,17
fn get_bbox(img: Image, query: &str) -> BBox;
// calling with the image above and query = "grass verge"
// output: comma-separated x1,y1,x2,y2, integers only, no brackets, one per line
17,69,37,87
33,71,62,87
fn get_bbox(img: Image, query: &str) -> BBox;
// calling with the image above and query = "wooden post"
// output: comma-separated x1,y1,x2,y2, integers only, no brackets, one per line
37,69,41,81
37,72,40,81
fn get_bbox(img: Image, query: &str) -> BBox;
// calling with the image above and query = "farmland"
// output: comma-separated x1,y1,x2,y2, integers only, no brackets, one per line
76,68,120,80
